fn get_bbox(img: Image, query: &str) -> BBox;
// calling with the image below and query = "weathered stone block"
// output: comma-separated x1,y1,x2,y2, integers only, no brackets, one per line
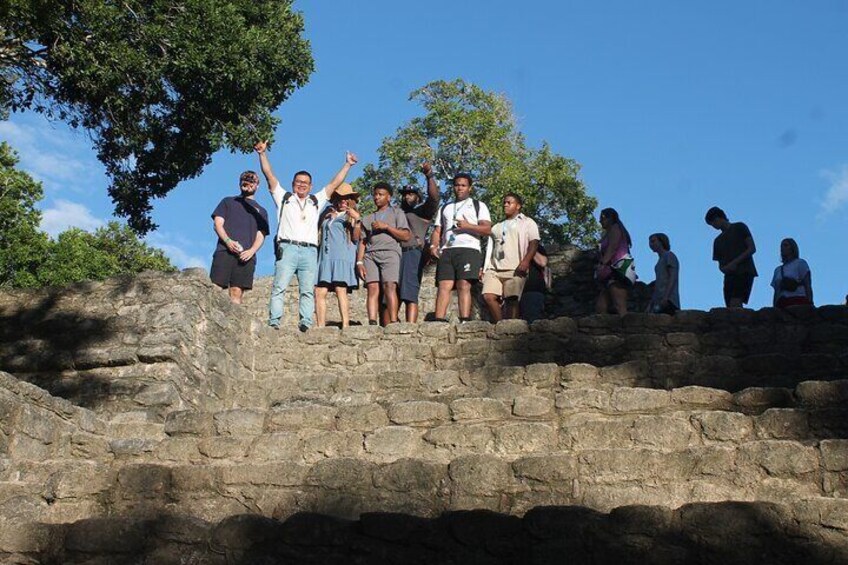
671,386,733,409
373,458,448,493
513,396,554,417
267,403,337,431
362,344,394,363
299,430,363,461
335,404,388,432
221,462,308,486
733,387,794,412
450,454,515,495
796,380,848,408
364,426,424,458
611,388,670,412
740,441,819,477
754,408,809,439
170,465,219,492
524,363,560,387
164,410,214,436
133,383,179,407
692,411,753,442
530,317,577,336
306,458,375,489
388,401,449,425
213,409,265,436
821,440,848,471
450,398,510,421
420,370,464,394
116,464,171,499
564,416,634,450
155,437,200,462
556,389,610,411
424,424,494,451
666,332,699,347
600,361,649,386
65,518,148,553
197,436,249,459
632,415,698,449
495,423,557,454
513,454,578,483
108,438,157,456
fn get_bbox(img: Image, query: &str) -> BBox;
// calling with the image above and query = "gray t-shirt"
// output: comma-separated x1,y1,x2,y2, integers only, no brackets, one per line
652,251,680,308
362,205,410,254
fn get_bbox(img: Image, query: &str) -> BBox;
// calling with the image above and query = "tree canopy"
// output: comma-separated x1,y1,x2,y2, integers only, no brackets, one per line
1,0,313,233
356,79,599,246
0,141,175,288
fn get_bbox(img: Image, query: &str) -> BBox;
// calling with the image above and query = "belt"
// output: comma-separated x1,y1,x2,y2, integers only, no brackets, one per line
402,246,423,253
278,239,317,248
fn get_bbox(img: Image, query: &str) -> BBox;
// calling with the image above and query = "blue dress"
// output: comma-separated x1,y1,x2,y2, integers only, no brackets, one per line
317,211,359,289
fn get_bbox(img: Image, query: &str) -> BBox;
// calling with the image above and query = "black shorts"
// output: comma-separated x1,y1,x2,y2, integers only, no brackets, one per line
399,247,425,303
723,273,754,305
436,247,483,283
210,250,256,290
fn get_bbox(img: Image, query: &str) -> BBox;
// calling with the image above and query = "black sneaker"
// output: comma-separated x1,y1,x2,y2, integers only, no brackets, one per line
368,320,379,326
298,325,309,333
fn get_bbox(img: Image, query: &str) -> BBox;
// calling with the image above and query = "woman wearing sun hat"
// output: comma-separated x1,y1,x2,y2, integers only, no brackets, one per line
315,183,361,327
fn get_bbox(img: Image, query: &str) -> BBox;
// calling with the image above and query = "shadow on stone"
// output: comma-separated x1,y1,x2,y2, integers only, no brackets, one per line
19,502,847,564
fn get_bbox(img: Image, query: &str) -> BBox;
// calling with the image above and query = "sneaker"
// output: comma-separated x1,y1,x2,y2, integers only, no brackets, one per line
368,320,379,326
298,325,309,333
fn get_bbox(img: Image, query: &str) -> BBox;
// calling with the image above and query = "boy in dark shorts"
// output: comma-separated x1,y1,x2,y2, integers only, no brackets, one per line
429,173,492,322
357,183,411,325
210,171,270,304
705,206,757,308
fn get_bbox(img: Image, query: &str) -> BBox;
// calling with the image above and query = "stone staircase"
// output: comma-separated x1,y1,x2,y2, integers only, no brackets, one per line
1,271,848,563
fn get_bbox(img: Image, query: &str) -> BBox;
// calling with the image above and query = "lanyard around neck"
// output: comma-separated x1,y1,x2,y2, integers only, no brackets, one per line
453,199,471,224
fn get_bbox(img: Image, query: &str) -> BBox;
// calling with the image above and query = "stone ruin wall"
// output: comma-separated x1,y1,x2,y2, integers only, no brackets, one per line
1,261,848,562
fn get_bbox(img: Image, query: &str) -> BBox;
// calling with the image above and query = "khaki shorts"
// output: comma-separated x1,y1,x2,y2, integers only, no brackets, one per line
482,269,526,299
364,249,401,284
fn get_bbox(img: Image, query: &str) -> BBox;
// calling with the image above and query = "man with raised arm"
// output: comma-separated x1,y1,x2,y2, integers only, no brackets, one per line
395,162,440,323
255,141,357,331
429,173,492,322
210,170,270,304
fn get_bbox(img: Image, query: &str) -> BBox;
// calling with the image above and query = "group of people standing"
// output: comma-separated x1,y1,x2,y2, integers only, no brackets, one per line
594,205,814,315
209,142,549,330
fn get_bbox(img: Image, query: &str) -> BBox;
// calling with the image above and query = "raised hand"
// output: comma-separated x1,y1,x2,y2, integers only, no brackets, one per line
421,162,433,177
254,141,268,154
346,151,358,166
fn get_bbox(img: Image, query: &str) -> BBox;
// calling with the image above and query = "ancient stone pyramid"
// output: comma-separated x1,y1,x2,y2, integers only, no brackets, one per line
1,263,847,563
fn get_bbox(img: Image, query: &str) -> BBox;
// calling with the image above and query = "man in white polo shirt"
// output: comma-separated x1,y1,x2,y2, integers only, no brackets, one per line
255,141,358,331
429,173,492,322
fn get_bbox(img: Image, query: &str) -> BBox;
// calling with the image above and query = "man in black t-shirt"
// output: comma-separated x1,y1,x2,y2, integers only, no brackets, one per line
705,206,757,308
395,162,440,322
210,171,270,304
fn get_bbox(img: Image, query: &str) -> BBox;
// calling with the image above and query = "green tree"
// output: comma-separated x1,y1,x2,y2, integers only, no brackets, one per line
356,79,599,246
2,0,313,233
0,141,50,287
34,222,177,288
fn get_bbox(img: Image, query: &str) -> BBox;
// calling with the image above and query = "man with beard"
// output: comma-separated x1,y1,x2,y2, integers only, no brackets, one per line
210,170,270,304
395,162,440,322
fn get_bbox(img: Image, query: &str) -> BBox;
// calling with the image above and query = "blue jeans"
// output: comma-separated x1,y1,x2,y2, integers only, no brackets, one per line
268,242,318,328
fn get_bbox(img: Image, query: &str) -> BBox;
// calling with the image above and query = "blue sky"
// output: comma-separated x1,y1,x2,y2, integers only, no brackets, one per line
2,1,847,309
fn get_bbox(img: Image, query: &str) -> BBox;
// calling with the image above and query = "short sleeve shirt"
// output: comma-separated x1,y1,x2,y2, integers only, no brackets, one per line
362,206,410,253
402,197,440,249
271,182,329,245
652,251,681,308
433,198,492,251
770,258,810,299
211,196,270,253
489,215,541,271
713,222,757,276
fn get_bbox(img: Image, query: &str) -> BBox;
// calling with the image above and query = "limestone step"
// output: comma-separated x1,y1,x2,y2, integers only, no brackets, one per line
0,451,845,529
3,498,848,563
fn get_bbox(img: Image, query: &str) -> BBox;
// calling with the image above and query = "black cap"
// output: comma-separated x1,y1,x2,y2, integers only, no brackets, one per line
399,185,421,196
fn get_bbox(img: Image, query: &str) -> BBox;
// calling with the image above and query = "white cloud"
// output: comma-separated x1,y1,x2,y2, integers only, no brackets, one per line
145,232,208,270
40,200,105,237
0,118,99,193
820,165,848,215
